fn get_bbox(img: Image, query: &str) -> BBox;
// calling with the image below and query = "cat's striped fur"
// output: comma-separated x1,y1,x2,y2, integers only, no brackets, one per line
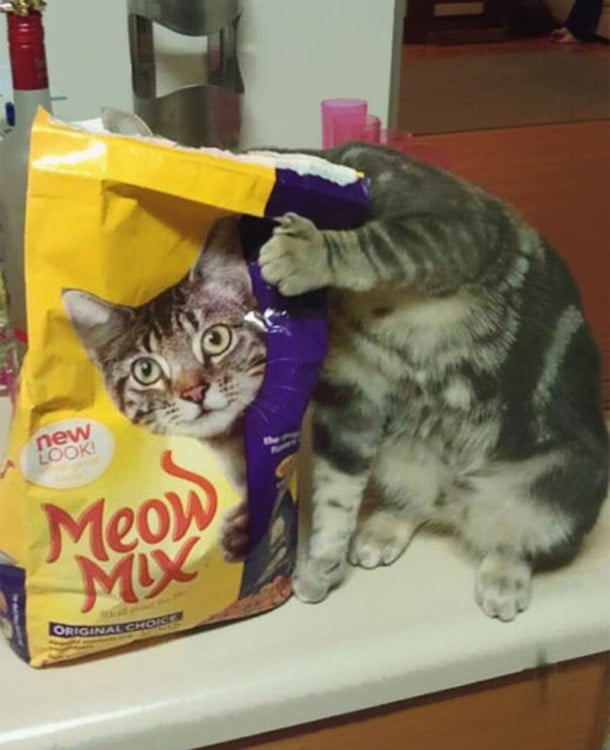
259,142,608,621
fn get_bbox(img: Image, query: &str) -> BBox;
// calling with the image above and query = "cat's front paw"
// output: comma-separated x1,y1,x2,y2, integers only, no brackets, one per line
348,512,416,569
259,213,330,296
292,556,347,603
475,552,532,622
220,501,249,562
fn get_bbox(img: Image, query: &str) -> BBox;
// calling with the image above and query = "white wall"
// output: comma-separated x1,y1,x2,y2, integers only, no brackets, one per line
0,0,132,121
0,0,401,148
238,0,400,148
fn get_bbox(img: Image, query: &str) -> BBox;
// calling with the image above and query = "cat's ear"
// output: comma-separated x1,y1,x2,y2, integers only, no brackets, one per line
205,216,242,255
101,107,153,137
190,216,247,283
62,289,134,359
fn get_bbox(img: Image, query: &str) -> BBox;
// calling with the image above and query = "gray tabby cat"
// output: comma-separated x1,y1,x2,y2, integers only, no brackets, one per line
62,217,263,561
258,142,608,622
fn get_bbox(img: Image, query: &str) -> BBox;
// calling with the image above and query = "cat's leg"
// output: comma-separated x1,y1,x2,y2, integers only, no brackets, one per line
293,380,386,603
259,197,502,298
474,548,532,622
458,465,541,622
293,458,369,602
348,442,441,568
459,448,607,621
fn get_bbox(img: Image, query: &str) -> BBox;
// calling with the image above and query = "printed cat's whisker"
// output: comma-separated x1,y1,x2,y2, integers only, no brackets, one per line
263,356,307,367
249,396,282,416
246,401,272,426
264,383,304,396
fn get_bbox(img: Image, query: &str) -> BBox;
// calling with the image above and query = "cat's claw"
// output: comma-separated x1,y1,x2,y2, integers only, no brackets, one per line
475,552,532,622
292,556,347,603
259,213,330,296
272,212,313,235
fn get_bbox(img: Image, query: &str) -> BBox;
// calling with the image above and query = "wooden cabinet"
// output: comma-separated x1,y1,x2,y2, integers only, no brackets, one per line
404,0,511,44
209,652,609,750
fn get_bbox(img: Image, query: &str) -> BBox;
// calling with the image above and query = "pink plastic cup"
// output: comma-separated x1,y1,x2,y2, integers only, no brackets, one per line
321,98,367,148
362,114,381,144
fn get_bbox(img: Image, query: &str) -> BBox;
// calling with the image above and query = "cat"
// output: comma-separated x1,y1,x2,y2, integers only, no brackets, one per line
62,216,265,561
255,142,608,622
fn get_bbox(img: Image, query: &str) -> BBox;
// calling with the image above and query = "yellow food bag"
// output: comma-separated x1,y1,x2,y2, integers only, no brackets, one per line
0,110,368,666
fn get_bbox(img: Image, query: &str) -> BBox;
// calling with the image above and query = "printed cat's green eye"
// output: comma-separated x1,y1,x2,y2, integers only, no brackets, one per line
131,357,163,386
202,324,232,356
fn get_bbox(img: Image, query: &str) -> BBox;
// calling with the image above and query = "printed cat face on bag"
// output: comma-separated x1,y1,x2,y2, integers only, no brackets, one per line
62,217,266,446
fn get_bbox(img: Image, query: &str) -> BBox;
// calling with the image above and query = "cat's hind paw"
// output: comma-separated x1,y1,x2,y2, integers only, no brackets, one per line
475,552,532,622
259,213,330,296
292,556,347,603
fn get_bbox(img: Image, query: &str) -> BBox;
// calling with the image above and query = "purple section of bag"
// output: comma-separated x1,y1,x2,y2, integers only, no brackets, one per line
240,167,369,556
0,563,29,661
266,169,370,230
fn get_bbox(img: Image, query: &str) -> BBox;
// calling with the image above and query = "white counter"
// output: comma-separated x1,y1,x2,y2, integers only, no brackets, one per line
0,393,609,750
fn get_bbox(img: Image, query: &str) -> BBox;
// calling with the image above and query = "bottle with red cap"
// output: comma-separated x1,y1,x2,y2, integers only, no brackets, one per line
0,0,52,364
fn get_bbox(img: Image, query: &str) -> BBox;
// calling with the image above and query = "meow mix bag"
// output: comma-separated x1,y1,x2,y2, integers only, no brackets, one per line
0,110,368,666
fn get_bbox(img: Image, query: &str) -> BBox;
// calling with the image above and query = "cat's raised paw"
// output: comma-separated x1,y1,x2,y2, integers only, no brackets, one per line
475,552,532,622
292,556,347,603
273,212,317,237
259,213,330,296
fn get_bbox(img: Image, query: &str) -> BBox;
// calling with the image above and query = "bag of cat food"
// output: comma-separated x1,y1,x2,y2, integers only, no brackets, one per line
0,110,368,667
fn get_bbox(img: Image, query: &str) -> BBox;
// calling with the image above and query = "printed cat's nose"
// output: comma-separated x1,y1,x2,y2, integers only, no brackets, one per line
181,384,206,404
